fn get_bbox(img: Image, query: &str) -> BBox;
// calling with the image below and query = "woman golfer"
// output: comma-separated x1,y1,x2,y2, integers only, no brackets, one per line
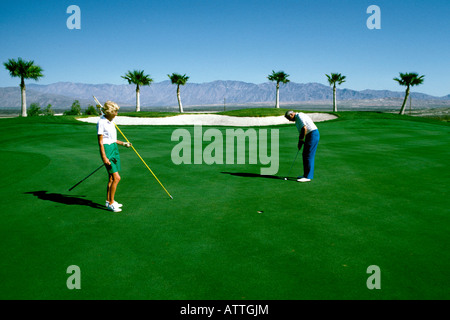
97,101,131,212
285,111,320,182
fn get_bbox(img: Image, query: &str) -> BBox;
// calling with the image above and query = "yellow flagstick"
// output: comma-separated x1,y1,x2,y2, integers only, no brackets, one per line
94,96,173,199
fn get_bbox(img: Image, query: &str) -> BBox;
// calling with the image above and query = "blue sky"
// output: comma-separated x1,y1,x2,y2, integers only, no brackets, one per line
1,0,449,96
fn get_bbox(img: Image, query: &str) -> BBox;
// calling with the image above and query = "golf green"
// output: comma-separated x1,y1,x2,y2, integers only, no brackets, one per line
0,112,448,300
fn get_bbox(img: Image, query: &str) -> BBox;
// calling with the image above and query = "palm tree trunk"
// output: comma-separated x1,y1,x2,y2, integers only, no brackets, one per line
399,86,410,115
275,83,280,108
136,85,140,112
20,78,27,117
333,85,337,112
177,85,183,113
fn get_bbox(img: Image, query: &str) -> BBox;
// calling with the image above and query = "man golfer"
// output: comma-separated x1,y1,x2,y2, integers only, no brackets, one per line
285,111,320,182
97,101,132,212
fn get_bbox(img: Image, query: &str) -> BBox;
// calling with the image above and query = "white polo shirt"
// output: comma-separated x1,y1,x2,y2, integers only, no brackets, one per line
97,115,117,145
295,112,318,135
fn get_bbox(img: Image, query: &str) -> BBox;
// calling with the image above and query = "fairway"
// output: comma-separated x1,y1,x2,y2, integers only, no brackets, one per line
0,112,449,300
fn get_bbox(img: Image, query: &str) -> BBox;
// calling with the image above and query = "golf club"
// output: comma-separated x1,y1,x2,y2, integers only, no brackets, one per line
93,96,173,199
285,149,300,180
69,158,117,191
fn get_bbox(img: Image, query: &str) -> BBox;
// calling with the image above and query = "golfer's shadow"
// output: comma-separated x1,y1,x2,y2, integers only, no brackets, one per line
221,172,296,181
25,191,106,210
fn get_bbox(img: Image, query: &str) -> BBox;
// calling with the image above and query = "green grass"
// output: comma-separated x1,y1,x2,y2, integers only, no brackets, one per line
0,111,449,300
423,114,450,122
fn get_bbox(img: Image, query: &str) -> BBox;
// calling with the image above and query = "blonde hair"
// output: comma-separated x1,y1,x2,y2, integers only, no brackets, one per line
102,101,120,115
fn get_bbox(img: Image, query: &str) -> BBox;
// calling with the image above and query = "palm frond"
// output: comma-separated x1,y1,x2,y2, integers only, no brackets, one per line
325,73,346,86
394,72,425,87
121,70,153,86
3,57,43,80
267,70,290,84
168,73,189,86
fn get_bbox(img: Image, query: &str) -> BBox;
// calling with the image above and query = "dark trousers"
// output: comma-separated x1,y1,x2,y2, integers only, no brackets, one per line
302,129,320,179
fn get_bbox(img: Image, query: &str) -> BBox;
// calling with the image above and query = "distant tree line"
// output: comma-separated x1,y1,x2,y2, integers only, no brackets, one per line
26,100,100,117
4,57,425,117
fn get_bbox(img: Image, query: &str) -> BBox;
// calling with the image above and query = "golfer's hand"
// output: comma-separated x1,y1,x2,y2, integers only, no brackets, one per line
123,142,132,148
298,140,304,150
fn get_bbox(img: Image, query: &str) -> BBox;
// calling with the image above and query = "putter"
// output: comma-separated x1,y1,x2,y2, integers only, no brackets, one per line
93,96,173,199
285,150,300,180
69,158,117,191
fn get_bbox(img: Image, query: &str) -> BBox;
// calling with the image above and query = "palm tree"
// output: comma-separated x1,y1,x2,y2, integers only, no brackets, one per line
393,72,425,115
3,57,44,117
267,70,290,108
325,73,346,112
121,70,153,112
168,73,189,113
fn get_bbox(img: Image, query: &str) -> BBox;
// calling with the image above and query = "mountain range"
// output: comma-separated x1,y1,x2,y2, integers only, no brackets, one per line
1,81,449,109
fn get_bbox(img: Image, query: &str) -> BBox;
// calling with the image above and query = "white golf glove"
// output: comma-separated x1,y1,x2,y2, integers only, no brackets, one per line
123,142,132,148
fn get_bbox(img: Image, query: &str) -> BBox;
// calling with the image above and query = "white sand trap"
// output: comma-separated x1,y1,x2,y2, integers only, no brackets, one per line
78,113,337,126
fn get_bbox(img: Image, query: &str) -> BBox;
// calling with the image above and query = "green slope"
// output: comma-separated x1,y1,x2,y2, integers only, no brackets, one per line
0,111,448,299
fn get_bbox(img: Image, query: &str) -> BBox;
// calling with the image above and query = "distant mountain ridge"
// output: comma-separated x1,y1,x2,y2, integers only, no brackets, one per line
0,80,449,109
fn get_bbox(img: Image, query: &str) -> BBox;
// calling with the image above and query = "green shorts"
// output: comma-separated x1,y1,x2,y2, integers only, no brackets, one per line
103,143,121,174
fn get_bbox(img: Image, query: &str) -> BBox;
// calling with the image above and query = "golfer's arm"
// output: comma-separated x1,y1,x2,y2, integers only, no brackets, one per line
97,135,109,164
299,126,307,141
116,139,132,147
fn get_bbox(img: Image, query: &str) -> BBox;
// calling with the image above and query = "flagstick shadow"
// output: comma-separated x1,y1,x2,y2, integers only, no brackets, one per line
24,191,107,210
221,172,297,181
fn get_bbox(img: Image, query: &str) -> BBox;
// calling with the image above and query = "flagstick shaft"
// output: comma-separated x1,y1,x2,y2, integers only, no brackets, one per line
114,123,173,199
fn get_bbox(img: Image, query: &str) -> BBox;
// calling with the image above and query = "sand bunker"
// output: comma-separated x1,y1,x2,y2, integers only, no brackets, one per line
78,113,337,126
